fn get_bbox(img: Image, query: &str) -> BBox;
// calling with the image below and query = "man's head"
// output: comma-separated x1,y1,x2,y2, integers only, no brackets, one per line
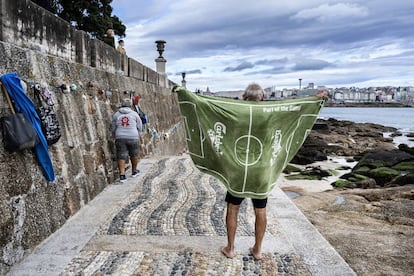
121,98,132,107
106,28,114,37
242,83,264,101
118,39,124,46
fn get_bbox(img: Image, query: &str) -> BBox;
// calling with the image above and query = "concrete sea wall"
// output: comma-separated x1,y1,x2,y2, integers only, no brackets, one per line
0,0,186,273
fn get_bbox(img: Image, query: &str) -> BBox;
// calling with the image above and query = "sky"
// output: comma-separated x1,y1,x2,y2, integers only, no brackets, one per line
111,0,414,92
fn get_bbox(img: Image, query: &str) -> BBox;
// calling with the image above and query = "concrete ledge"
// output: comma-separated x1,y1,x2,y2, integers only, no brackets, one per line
268,188,356,275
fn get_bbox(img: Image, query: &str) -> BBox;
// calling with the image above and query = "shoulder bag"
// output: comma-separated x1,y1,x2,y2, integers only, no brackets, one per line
1,83,40,152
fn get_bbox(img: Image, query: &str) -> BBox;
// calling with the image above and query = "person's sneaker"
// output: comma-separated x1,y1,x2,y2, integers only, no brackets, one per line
119,174,127,183
132,170,140,178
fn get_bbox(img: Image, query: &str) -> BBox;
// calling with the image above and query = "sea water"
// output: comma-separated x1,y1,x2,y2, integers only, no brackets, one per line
319,107,414,146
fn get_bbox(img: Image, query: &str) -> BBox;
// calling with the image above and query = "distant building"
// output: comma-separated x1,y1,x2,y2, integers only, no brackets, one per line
213,90,244,99
206,84,413,105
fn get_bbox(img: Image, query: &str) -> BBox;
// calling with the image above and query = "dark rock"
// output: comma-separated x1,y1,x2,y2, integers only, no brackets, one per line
332,179,352,188
358,178,377,189
398,144,414,155
339,173,377,189
291,148,327,165
392,161,414,173
385,173,414,187
390,131,403,137
286,167,332,180
341,173,368,182
283,164,302,174
344,150,412,187
340,172,354,179
312,120,329,133
298,118,397,157
353,150,414,171
369,167,401,186
353,166,371,175
337,166,353,170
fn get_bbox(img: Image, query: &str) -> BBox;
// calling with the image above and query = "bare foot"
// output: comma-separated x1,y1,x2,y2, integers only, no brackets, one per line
221,246,235,258
250,247,262,260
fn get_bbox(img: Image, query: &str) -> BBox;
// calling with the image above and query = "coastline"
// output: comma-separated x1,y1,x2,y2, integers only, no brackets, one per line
318,108,414,147
279,153,414,275
278,156,357,195
324,102,413,108
282,117,414,275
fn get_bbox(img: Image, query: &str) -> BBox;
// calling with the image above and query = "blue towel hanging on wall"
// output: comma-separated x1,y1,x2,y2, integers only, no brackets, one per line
1,73,55,182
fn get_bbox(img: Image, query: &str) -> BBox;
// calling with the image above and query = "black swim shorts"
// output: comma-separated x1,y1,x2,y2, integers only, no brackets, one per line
225,191,268,209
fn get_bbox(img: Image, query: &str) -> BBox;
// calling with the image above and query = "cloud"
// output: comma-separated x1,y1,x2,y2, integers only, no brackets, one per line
291,3,369,22
111,0,414,91
175,69,202,75
292,59,333,71
253,65,288,75
223,61,255,72
255,58,288,66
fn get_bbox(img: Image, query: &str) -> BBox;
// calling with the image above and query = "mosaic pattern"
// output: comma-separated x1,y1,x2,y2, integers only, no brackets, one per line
62,156,304,275
62,250,310,275
104,157,267,236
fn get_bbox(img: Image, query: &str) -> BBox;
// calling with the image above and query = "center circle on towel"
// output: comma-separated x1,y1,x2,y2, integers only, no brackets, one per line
234,135,263,166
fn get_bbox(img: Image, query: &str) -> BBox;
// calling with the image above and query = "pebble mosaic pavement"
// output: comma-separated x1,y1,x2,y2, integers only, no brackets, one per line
61,157,312,275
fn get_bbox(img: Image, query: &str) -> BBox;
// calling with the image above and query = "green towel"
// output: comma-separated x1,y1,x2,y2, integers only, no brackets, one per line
174,87,325,199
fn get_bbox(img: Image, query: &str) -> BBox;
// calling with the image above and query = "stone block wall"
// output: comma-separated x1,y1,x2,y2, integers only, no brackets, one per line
0,39,187,274
0,0,166,83
1,0,77,62
0,1,187,273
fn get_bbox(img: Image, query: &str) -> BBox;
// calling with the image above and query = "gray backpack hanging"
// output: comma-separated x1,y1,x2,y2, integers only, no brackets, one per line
33,84,61,145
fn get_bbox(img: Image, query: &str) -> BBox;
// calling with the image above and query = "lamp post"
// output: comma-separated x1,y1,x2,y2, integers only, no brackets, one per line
181,72,187,88
299,78,302,90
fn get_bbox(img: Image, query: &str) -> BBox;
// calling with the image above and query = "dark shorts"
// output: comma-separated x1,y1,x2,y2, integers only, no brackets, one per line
115,138,139,160
225,191,268,209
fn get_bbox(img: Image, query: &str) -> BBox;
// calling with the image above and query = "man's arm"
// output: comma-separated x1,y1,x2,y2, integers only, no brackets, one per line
111,114,117,137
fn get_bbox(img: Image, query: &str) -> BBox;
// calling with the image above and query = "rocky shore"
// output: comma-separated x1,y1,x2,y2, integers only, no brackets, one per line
283,118,414,276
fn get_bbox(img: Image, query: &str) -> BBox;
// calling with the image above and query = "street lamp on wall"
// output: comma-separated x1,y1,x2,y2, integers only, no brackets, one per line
181,72,187,88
